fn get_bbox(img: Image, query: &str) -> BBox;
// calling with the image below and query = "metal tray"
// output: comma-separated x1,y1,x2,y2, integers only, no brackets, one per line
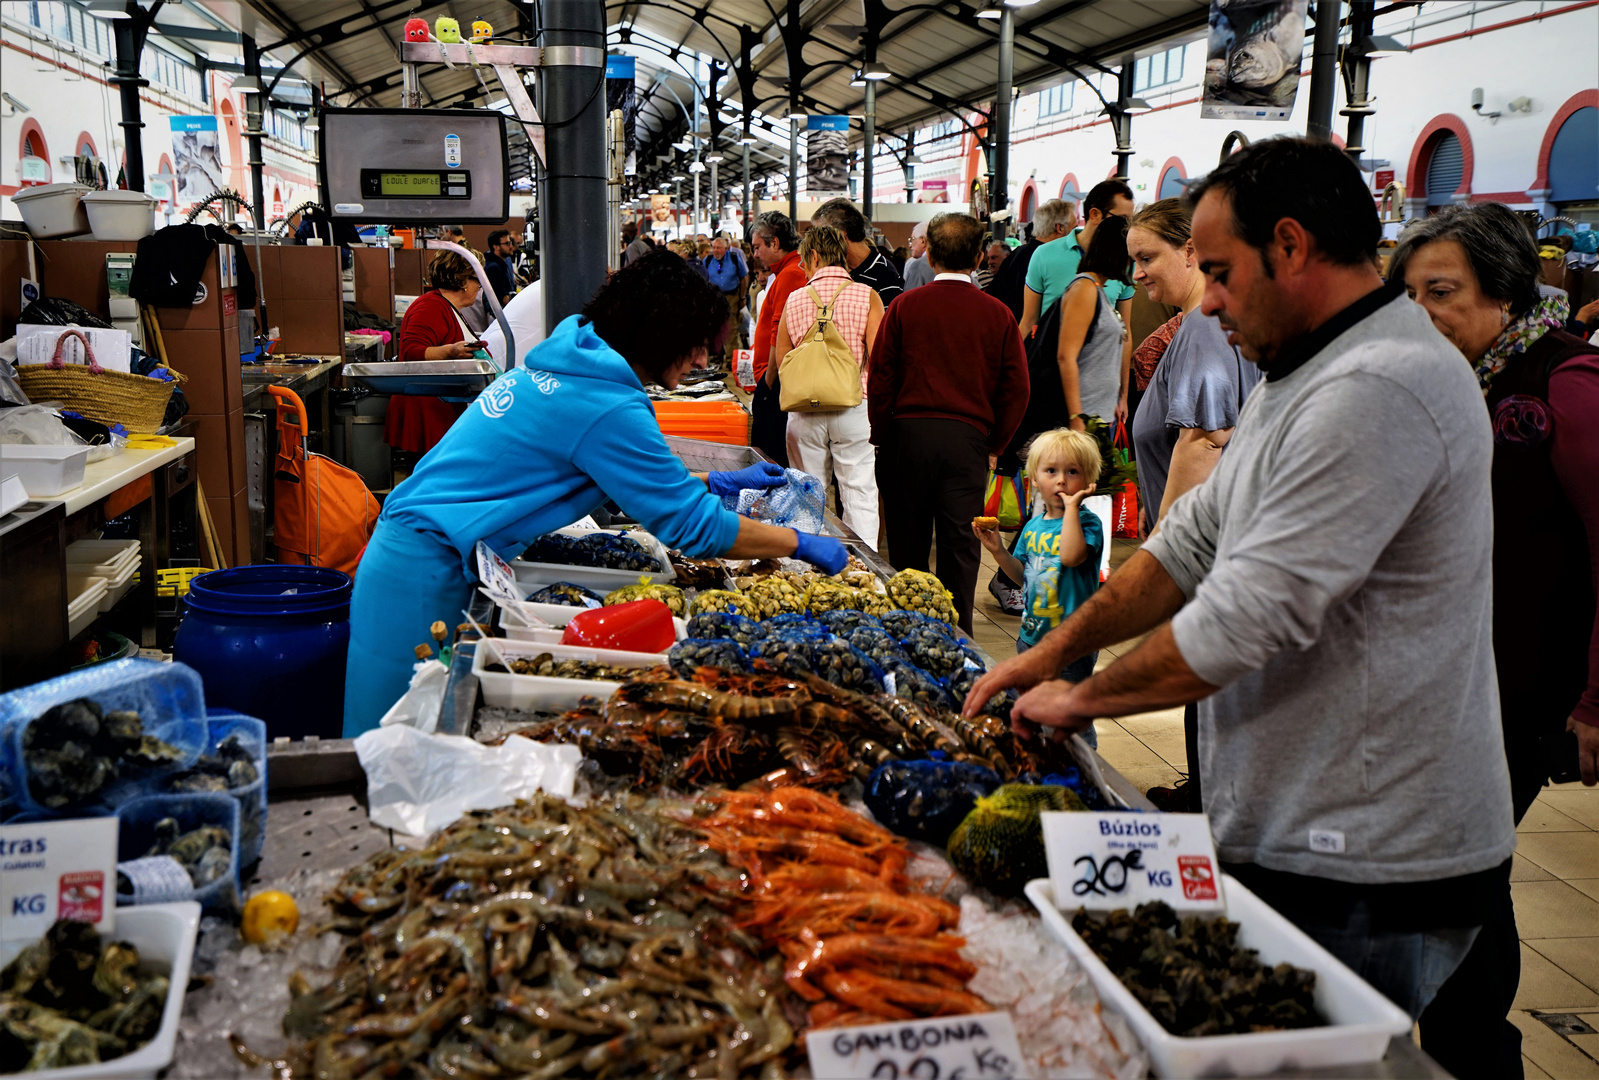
342,359,499,396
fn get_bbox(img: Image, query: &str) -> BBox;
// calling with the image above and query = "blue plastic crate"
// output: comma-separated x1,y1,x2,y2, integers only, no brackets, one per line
186,712,268,868
0,659,207,820
116,792,242,914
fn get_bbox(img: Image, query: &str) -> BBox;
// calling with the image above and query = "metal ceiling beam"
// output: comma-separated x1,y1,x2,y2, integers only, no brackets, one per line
151,21,240,44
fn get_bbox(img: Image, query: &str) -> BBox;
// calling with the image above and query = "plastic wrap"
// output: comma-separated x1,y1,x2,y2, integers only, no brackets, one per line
879,656,952,711
901,625,986,679
846,625,910,667
687,589,758,618
864,758,1002,845
749,636,884,693
879,609,967,642
668,637,750,677
815,609,881,636
948,666,1017,725
117,792,242,914
721,467,827,531
0,659,206,820
602,581,686,616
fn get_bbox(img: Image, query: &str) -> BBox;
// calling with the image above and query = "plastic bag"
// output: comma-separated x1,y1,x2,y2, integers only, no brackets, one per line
378,661,449,734
668,637,749,678
865,758,1002,845
749,636,884,693
354,724,582,836
685,611,763,648
722,467,827,532
0,403,86,447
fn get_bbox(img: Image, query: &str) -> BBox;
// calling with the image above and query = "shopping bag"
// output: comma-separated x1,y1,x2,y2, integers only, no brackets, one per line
1111,422,1139,539
982,469,1028,530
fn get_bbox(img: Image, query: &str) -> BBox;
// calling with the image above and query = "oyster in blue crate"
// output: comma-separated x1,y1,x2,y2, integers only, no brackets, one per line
21,698,184,810
166,733,259,794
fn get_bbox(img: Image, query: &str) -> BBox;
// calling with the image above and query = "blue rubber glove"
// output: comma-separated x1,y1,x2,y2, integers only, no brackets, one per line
706,461,787,497
793,531,848,575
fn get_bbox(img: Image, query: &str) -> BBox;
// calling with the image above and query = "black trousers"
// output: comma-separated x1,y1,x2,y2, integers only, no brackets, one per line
1183,701,1202,800
880,418,988,634
751,377,789,470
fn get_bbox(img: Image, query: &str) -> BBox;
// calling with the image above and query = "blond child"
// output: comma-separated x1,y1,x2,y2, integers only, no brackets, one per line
973,428,1104,743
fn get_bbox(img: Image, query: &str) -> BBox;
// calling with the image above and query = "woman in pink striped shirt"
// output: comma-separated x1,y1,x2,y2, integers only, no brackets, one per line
770,225,885,547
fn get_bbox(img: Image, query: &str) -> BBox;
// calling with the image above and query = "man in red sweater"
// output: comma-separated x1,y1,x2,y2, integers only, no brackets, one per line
750,211,808,467
869,213,1030,633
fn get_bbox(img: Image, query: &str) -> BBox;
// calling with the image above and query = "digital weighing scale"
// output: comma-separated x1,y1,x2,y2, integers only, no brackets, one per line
318,108,510,224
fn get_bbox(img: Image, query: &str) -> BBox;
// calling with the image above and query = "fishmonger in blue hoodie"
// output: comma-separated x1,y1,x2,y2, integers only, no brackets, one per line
344,254,846,735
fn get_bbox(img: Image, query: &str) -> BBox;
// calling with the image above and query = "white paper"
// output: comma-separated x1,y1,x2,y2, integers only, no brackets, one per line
116,856,194,904
378,660,450,734
15,325,133,373
1,818,118,965
1042,811,1224,912
806,1011,1026,1080
354,725,583,836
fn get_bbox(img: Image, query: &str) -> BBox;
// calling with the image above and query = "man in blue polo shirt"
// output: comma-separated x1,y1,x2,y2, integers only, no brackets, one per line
703,235,748,363
1019,179,1135,347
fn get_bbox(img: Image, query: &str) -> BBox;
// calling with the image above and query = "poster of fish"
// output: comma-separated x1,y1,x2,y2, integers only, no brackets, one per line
1201,0,1309,121
805,115,849,195
169,116,225,205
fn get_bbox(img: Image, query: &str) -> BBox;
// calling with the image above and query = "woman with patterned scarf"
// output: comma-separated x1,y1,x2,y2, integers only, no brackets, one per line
1390,202,1599,1080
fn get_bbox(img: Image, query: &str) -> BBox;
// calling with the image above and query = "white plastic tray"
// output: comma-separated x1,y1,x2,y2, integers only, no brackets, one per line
22,900,201,1079
67,572,109,639
0,443,91,497
1025,876,1412,1078
472,638,665,711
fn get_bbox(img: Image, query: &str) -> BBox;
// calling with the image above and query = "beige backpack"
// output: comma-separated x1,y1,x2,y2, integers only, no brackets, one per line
778,284,863,412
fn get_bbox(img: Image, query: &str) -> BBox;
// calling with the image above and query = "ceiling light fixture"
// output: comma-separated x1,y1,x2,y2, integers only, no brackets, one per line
1123,97,1153,114
976,6,1002,19
232,76,261,94
903,151,923,165
688,161,706,173
860,61,891,80
705,149,725,163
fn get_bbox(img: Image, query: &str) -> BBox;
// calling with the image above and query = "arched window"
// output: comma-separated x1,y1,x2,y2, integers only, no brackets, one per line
1407,116,1474,211
1157,158,1187,200
18,122,50,185
1019,180,1038,224
1425,133,1464,207
1548,106,1598,204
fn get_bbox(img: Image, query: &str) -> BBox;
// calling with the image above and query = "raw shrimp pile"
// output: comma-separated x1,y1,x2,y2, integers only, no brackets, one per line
691,787,990,1034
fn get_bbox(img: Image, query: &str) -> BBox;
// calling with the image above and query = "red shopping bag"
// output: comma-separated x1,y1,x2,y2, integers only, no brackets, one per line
1111,422,1140,539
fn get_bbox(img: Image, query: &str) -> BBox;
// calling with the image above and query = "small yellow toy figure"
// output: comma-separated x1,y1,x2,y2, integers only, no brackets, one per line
433,16,461,43
470,19,493,44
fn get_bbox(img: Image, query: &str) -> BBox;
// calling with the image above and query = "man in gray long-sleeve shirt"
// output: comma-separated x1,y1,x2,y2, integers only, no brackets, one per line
962,139,1514,1022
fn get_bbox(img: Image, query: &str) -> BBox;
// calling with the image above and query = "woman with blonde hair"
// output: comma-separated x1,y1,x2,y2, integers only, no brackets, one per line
1125,197,1261,814
385,249,484,456
768,224,884,545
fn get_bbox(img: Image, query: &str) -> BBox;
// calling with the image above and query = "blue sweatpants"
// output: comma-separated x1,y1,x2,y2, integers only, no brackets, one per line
342,518,474,737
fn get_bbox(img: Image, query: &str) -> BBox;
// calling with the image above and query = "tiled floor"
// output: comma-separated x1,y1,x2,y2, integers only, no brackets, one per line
969,537,1599,1078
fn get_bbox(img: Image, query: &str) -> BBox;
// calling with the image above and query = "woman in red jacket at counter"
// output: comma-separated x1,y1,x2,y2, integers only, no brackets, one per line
384,250,484,456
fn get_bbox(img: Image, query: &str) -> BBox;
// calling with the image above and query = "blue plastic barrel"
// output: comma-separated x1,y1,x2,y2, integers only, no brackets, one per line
172,565,351,739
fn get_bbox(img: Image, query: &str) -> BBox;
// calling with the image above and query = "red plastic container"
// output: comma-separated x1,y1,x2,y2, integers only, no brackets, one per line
560,599,675,653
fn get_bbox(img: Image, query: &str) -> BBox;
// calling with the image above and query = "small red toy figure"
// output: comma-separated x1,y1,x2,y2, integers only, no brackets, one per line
403,17,429,42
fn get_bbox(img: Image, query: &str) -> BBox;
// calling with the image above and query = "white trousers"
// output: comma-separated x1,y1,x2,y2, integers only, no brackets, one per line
785,401,880,549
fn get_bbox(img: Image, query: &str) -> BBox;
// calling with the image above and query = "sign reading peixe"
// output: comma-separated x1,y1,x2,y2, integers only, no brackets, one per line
807,1011,1026,1079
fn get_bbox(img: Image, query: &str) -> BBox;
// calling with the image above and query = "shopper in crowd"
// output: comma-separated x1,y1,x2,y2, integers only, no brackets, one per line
749,211,808,467
1122,197,1261,814
891,246,908,275
483,228,517,308
703,235,749,363
768,224,883,546
620,220,653,266
973,428,1103,746
384,250,481,457
869,212,1029,633
988,200,1065,319
750,263,772,325
964,138,1516,1025
975,241,1008,290
1018,180,1133,340
1049,216,1133,431
346,250,850,736
903,221,933,290
812,197,904,305
1388,202,1599,1080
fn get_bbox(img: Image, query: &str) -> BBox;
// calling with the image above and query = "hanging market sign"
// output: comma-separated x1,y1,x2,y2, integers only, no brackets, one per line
805,114,850,195
1200,0,1309,122
606,55,637,177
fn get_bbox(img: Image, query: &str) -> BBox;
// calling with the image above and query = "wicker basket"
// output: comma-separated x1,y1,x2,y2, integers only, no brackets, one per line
16,328,184,434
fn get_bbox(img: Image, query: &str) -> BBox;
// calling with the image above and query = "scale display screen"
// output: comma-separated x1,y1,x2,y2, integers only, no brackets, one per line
379,172,441,196
321,108,509,223
360,169,470,200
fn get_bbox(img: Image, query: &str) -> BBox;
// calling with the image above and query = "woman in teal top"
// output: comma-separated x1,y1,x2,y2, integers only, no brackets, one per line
343,253,847,736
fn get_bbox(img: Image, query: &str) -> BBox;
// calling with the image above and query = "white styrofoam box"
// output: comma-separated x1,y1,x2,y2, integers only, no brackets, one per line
472,638,665,711
20,901,201,1079
67,573,109,639
0,443,91,497
0,474,26,518
10,182,91,238
82,189,158,241
16,324,134,373
1025,876,1413,1078
512,527,676,594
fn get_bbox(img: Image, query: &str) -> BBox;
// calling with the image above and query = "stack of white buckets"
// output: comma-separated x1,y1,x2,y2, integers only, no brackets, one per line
12,183,158,242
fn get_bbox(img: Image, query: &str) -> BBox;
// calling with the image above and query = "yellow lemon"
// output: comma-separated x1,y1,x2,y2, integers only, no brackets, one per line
241,890,299,945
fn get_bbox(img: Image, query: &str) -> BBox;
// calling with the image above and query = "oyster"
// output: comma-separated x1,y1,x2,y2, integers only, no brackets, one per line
22,700,184,810
668,637,750,678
